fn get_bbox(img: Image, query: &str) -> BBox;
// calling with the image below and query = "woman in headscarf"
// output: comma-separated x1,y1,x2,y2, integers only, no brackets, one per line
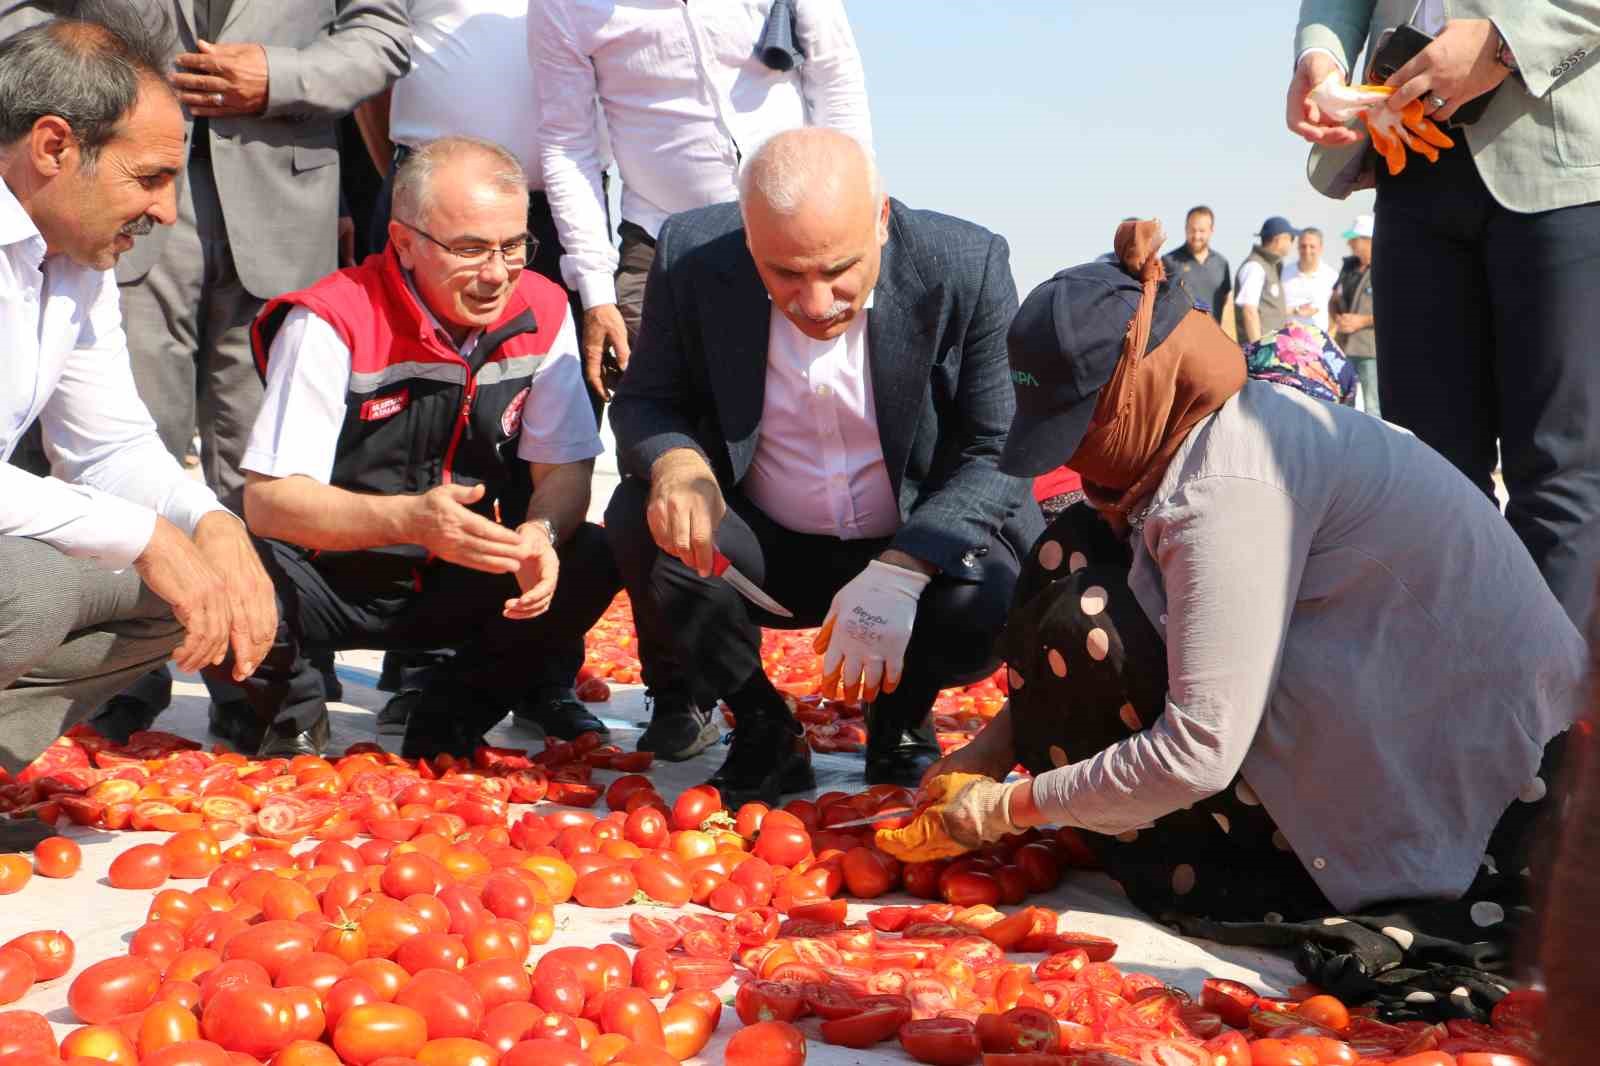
878,220,1582,1023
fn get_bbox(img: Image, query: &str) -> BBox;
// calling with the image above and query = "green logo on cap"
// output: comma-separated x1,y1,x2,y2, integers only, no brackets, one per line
1012,370,1041,387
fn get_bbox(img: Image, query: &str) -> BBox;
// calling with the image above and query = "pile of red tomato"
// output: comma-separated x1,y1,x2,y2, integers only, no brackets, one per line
0,734,1548,1066
578,593,1009,757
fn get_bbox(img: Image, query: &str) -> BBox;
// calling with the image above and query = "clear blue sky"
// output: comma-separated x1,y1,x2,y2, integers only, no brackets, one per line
846,2,1376,296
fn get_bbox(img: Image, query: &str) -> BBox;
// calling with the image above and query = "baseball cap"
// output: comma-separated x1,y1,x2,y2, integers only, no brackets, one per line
1000,261,1192,477
1256,216,1299,241
1342,213,1375,239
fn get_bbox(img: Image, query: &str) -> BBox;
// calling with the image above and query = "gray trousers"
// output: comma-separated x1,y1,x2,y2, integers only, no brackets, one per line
0,538,183,775
614,222,657,349
118,157,265,516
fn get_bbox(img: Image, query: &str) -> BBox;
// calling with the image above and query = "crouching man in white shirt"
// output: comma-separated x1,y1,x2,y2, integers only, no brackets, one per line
0,11,275,811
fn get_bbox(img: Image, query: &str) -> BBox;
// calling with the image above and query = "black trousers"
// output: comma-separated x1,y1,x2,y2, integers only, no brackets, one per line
1374,142,1600,628
603,477,1017,740
211,524,620,739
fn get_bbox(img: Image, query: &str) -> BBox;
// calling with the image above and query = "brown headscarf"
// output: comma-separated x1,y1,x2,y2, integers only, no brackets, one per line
1069,219,1246,522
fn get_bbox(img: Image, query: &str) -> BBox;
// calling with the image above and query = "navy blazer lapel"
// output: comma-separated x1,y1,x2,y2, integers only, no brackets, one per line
710,242,774,482
868,208,938,501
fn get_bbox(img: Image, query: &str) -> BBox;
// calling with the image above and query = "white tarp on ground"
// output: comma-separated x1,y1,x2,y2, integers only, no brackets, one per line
0,667,1301,1064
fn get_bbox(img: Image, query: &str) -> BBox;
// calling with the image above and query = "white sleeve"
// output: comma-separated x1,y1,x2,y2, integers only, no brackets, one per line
793,0,874,153
531,0,618,309
241,307,352,484
1234,261,1265,308
3,272,228,569
517,307,605,465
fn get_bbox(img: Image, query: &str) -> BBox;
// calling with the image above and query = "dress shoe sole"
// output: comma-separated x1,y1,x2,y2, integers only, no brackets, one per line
645,720,722,763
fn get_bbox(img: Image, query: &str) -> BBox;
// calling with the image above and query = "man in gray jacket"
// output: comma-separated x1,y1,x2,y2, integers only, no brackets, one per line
1288,0,1600,631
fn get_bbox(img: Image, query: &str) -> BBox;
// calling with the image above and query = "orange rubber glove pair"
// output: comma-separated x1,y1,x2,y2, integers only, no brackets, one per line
874,773,1027,863
1308,73,1454,176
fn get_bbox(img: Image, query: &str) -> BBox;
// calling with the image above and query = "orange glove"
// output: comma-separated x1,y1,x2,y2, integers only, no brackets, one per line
1363,102,1454,176
1306,72,1454,177
874,773,1026,863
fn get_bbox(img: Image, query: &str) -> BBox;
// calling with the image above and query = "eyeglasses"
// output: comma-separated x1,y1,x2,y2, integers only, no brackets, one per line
398,221,537,269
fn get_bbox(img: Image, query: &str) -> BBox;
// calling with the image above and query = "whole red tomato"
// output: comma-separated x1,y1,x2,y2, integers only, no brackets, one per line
0,950,35,1006
670,785,721,832
395,969,483,1039
394,932,468,975
633,856,691,908
598,988,664,1048
200,983,296,1057
0,931,72,983
32,836,81,879
139,1038,232,1066
480,1002,545,1055
164,830,222,879
725,1020,806,1066
0,855,32,894
500,1038,588,1066
108,843,171,889
67,956,161,1024
462,958,531,1012
222,920,317,981
332,1003,428,1065
752,810,811,866
572,866,637,908
416,1036,498,1066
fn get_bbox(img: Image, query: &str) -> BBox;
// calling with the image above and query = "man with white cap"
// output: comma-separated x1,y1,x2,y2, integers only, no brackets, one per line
1330,213,1378,416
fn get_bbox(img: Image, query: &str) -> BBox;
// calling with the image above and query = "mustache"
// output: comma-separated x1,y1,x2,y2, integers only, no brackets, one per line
119,215,156,237
786,298,852,323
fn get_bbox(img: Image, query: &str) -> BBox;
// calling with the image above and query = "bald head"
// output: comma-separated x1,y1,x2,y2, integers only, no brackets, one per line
740,127,878,218
740,129,888,341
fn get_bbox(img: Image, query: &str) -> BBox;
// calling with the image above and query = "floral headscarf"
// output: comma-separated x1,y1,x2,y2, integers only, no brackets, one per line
1244,322,1358,407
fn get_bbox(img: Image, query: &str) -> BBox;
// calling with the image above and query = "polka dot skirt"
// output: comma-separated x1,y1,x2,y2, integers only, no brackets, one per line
1002,503,1571,1023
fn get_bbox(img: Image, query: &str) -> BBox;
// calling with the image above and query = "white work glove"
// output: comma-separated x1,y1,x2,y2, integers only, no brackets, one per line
813,559,931,702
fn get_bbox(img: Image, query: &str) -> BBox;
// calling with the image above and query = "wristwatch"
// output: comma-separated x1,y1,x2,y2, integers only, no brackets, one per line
532,517,558,546
1495,29,1519,72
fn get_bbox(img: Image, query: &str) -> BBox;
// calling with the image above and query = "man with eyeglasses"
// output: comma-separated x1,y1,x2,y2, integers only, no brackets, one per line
227,136,620,758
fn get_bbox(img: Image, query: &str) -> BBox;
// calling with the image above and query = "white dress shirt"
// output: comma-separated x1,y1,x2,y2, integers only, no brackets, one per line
743,296,898,540
243,299,602,485
391,0,557,183
530,0,873,309
0,180,226,570
1281,259,1340,331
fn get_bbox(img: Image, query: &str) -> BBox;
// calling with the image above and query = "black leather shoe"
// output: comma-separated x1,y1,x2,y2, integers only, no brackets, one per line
515,688,609,741
0,819,55,854
636,691,720,761
400,713,486,761
257,713,330,759
708,712,814,809
208,699,265,754
88,695,163,745
865,748,941,787
864,706,942,787
375,690,421,736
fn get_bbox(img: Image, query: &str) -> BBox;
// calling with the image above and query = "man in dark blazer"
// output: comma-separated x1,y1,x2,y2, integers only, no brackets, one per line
607,128,1043,805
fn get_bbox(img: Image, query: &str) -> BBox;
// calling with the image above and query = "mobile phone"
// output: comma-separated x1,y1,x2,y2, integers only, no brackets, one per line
600,348,624,393
1369,23,1495,126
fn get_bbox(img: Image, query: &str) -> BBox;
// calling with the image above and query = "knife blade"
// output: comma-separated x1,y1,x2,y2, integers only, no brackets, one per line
711,552,794,618
826,807,917,830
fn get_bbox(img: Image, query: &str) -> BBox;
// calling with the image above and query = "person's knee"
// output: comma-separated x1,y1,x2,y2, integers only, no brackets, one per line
0,540,83,680
603,478,659,574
